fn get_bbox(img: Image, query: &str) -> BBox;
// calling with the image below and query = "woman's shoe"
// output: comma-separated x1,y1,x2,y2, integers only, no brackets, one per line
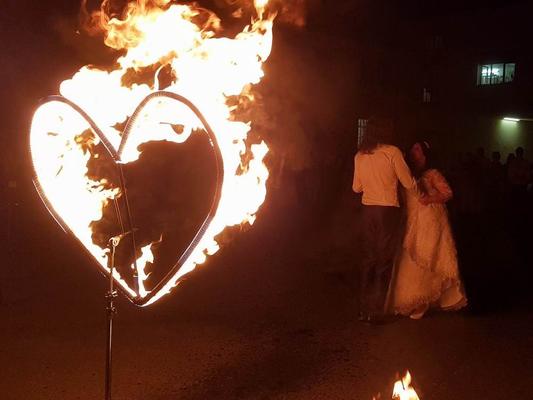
409,304,428,319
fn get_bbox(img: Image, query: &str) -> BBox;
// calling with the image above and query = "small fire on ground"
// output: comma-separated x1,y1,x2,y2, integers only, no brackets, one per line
373,371,420,400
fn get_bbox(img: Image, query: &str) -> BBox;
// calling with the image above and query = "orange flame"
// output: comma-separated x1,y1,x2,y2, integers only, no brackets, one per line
372,371,421,400
30,0,274,304
392,371,420,400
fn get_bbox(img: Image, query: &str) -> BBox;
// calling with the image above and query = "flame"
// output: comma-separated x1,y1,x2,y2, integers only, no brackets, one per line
392,371,420,400
254,0,269,18
30,0,274,305
134,242,156,299
372,371,421,400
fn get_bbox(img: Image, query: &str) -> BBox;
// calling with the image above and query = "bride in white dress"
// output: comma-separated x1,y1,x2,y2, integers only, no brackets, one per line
389,141,467,319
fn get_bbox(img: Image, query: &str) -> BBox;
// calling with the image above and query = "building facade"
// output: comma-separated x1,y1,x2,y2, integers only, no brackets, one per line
352,0,533,158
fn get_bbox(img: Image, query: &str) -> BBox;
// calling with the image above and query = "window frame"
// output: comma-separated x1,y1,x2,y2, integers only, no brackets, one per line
477,62,516,86
357,118,368,148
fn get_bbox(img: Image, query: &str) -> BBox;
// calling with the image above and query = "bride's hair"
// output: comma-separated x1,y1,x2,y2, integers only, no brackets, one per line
410,140,433,177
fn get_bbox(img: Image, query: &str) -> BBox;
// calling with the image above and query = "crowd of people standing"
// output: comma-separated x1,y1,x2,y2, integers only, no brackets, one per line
444,145,533,310
447,146,532,219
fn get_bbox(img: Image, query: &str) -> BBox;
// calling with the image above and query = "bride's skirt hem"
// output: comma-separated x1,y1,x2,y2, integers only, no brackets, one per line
392,278,467,318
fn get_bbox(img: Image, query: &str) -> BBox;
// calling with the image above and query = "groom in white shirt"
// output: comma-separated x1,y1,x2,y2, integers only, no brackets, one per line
353,118,417,323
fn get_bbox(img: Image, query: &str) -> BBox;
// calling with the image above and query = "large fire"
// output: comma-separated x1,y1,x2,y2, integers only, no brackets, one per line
30,0,274,305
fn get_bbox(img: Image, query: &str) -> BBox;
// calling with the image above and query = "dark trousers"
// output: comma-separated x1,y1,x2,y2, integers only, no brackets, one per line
359,205,401,316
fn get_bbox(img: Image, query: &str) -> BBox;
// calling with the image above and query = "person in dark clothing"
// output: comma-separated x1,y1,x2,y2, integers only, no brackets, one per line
488,151,506,210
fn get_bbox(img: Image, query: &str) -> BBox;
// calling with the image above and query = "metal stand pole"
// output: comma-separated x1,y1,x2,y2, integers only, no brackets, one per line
105,237,120,400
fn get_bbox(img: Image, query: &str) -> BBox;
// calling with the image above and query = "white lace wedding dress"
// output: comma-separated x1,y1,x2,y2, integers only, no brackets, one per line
389,169,467,318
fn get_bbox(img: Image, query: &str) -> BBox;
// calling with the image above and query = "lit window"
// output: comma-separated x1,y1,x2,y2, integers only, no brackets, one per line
423,88,431,103
504,63,515,83
479,65,491,85
477,63,516,85
357,118,368,148
491,63,504,84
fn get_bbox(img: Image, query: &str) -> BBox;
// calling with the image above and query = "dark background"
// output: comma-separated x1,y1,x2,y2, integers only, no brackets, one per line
1,1,533,399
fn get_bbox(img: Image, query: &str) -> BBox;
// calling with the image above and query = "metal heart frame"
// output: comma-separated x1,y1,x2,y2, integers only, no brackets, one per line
31,91,224,306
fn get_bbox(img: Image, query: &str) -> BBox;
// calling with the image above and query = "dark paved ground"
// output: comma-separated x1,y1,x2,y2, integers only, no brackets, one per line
2,3,533,398
1,189,533,400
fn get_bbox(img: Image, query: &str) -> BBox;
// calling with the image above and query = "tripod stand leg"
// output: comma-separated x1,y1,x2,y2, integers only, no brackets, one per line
105,239,119,400
105,296,116,400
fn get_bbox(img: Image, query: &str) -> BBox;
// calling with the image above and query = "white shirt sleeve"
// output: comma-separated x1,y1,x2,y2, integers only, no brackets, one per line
392,147,417,190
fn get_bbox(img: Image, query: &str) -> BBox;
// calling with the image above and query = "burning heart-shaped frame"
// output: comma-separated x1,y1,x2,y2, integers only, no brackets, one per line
30,91,224,306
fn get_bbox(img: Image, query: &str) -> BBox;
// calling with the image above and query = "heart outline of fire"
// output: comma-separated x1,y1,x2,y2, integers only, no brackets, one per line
29,0,274,306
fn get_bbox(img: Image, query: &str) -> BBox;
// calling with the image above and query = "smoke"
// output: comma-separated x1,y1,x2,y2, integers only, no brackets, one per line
219,0,313,29
272,0,308,28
